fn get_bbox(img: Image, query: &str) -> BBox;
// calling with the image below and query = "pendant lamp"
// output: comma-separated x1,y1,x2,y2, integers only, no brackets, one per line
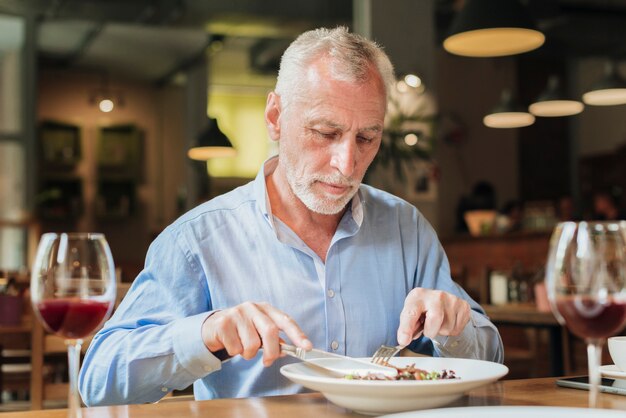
89,73,124,113
529,76,584,117
443,0,545,58
483,89,535,128
188,118,236,161
582,61,626,106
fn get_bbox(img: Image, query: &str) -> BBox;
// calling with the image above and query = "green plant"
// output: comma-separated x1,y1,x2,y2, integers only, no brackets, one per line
367,87,437,183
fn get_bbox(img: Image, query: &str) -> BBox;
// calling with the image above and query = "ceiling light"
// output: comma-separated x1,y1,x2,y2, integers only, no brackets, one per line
396,73,424,94
483,89,535,128
582,61,626,106
188,117,236,160
443,0,545,58
529,76,584,117
403,74,422,89
98,99,114,113
404,133,419,146
89,74,124,113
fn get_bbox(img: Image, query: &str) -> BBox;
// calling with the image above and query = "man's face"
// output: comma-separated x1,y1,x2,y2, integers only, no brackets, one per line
276,58,387,215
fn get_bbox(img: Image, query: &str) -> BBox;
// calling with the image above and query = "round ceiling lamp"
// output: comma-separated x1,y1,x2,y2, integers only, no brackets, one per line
443,0,545,58
529,76,584,117
483,89,535,128
188,117,237,161
582,61,626,106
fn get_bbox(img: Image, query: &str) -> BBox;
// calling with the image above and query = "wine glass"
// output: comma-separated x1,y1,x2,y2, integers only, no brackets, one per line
30,233,116,418
545,221,626,408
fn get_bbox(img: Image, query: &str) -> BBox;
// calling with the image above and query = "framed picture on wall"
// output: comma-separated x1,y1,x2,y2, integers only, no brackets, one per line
97,124,144,180
405,160,438,202
39,121,81,168
95,179,136,220
37,177,83,220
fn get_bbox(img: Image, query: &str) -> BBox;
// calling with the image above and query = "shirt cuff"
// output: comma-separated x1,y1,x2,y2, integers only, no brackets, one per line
432,310,482,358
172,311,223,378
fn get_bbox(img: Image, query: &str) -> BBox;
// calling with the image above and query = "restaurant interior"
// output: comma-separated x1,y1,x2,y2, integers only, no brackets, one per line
1,0,626,414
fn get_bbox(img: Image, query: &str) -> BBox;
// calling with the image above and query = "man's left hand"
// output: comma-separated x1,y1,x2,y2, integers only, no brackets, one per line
397,288,471,346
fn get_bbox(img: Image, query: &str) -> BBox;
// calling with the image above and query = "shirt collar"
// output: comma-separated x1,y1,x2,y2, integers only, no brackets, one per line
253,156,364,231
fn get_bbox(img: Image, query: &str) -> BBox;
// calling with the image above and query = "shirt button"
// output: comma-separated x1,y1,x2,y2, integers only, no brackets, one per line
161,387,168,392
450,341,459,348
331,341,339,350
327,289,335,298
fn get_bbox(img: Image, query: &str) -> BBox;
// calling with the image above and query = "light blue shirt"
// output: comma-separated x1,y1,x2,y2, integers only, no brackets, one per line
79,157,503,406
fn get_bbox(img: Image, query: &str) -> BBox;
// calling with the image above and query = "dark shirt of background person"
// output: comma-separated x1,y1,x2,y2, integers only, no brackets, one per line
592,189,626,221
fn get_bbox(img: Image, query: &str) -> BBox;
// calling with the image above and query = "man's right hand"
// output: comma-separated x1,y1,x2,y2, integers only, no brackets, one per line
201,301,312,366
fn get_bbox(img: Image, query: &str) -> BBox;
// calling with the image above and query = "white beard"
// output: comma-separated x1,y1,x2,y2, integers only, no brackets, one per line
281,152,359,215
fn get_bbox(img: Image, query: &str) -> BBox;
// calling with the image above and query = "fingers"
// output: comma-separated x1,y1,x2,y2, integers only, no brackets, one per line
201,302,310,367
398,288,471,343
263,304,312,350
397,291,427,346
253,303,311,366
422,296,445,339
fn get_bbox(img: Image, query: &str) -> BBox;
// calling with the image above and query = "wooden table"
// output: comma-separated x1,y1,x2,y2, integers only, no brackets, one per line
1,377,625,417
484,303,569,376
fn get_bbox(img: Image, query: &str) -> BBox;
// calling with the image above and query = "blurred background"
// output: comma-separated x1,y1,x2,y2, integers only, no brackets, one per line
1,0,625,272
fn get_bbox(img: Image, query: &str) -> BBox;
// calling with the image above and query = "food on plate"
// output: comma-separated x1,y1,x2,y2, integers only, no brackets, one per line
345,363,458,381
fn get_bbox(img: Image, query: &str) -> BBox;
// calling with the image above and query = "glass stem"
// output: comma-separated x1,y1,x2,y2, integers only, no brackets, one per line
67,339,84,418
587,338,603,409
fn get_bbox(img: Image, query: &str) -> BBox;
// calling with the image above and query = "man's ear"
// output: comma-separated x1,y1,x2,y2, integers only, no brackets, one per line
265,92,281,141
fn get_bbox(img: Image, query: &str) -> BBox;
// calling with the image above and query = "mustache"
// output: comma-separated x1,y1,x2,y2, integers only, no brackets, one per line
311,173,357,188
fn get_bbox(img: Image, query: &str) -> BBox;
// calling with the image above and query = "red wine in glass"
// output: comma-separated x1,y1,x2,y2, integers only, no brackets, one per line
546,221,626,408
31,233,116,418
556,297,626,339
36,299,113,339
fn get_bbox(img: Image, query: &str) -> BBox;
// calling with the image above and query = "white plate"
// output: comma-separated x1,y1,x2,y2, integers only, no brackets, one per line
381,406,625,418
600,364,626,379
280,357,508,415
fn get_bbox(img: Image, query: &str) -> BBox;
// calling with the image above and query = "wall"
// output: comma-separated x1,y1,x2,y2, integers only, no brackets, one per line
0,15,27,270
574,59,626,157
0,16,22,134
158,86,187,224
0,142,27,270
207,86,273,178
37,70,186,273
0,50,21,134
356,0,441,228
206,36,278,179
435,51,520,237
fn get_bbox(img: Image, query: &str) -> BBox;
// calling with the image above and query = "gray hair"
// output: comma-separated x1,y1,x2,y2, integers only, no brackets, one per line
275,26,395,107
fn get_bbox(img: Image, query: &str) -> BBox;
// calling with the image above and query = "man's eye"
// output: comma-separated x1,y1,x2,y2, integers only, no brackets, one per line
316,130,338,139
358,135,374,144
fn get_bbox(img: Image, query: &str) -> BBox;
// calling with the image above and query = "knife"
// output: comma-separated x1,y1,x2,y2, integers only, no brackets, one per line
280,343,398,378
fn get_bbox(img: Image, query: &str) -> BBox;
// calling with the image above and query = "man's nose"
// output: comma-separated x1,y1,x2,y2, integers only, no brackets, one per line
330,136,357,178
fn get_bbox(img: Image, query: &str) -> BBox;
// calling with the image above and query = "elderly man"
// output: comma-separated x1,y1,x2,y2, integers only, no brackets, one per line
79,26,503,406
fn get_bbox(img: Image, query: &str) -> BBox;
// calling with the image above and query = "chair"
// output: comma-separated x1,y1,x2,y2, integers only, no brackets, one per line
0,347,31,405
0,295,32,406
29,319,94,410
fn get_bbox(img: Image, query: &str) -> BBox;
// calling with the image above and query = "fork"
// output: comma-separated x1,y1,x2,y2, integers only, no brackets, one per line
371,344,404,365
371,314,426,365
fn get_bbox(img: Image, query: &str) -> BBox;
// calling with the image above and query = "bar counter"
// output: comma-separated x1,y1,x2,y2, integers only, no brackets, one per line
1,377,625,417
